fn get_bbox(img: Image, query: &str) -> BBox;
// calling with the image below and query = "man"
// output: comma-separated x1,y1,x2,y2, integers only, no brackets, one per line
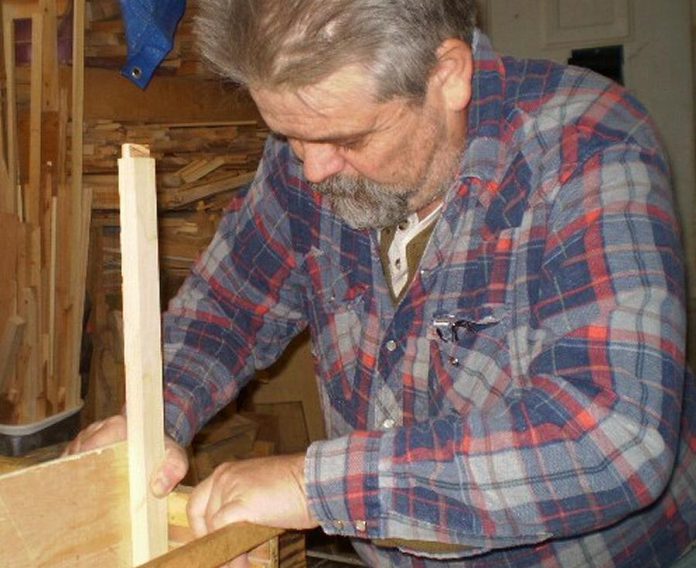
68,1,696,566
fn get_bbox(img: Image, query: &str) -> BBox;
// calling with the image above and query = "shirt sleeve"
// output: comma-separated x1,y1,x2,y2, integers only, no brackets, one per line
304,142,688,557
162,140,308,446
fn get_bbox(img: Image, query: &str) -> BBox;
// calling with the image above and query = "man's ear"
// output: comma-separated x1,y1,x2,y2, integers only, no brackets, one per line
429,38,474,112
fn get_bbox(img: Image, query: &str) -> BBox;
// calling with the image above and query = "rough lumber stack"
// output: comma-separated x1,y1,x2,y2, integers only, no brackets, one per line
82,119,267,211
0,0,88,427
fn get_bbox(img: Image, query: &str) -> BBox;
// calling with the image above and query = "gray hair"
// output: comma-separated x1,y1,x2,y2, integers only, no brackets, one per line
195,0,478,102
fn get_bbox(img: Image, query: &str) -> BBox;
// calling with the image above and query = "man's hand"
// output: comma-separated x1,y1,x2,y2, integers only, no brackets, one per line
63,414,189,497
187,454,319,537
63,414,128,454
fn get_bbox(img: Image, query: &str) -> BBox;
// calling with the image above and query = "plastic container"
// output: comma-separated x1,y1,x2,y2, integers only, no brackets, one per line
0,403,83,457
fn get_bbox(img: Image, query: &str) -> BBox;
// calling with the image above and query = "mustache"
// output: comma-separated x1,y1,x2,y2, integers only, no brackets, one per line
311,175,412,230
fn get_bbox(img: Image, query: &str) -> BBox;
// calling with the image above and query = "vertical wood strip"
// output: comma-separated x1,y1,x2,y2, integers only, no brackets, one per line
64,0,87,410
118,143,168,564
2,5,18,216
47,195,57,403
27,10,43,225
39,0,59,113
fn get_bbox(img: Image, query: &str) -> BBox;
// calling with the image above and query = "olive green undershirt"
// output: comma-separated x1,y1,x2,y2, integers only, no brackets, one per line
379,218,439,305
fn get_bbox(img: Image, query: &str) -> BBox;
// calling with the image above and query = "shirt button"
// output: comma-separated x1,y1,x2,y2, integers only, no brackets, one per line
355,520,367,532
382,418,395,429
449,356,460,367
386,340,397,352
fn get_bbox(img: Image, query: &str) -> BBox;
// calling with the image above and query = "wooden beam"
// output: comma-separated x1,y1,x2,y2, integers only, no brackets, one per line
84,68,263,124
118,143,168,564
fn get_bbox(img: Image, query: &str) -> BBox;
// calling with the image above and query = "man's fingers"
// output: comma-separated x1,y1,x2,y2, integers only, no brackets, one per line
62,415,127,456
210,500,246,533
187,474,216,537
80,420,125,451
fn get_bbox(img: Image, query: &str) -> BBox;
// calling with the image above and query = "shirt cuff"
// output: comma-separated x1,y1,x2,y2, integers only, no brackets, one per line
164,399,196,447
305,432,384,539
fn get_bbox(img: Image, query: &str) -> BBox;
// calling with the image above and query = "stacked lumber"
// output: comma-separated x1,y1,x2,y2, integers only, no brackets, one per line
0,0,88,426
86,0,215,78
82,119,267,210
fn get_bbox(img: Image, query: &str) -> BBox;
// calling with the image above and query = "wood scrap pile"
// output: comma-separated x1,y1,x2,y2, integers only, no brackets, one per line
82,119,267,211
0,0,88,426
86,0,214,78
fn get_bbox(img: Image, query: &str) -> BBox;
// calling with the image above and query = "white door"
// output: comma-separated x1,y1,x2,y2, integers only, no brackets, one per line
478,0,696,361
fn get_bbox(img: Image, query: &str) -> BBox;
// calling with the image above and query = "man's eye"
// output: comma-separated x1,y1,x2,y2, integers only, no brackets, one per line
337,139,364,151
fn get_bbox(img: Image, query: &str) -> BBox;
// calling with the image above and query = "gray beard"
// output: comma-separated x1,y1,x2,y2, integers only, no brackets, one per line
311,176,416,230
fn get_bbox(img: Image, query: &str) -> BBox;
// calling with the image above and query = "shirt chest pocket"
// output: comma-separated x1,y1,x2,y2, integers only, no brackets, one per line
302,248,367,388
425,226,523,414
428,302,515,414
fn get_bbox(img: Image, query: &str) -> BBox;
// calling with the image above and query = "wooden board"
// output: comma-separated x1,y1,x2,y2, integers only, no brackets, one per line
144,522,283,568
0,443,132,567
118,144,168,563
0,442,283,567
83,69,263,124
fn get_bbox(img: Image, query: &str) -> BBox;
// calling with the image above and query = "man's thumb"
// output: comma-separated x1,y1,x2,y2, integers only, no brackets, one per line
150,441,189,497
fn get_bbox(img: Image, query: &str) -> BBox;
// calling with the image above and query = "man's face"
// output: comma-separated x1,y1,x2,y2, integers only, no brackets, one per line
251,65,466,229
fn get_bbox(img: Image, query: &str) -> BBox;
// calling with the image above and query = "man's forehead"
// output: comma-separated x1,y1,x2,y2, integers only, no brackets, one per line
251,72,405,141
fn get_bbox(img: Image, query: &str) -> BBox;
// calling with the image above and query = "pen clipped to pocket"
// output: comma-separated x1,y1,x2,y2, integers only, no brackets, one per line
430,313,500,343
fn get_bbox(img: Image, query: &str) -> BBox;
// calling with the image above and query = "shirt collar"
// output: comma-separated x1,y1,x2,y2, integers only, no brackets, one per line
457,29,509,188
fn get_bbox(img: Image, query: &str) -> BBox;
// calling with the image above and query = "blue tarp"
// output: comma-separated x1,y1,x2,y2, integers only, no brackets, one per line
119,0,186,89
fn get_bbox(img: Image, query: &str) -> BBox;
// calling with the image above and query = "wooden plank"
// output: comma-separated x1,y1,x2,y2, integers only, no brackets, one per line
159,171,255,210
83,68,263,123
0,442,131,567
46,194,58,405
0,440,283,568
118,143,168,564
0,212,20,339
144,522,284,568
2,4,19,216
39,0,60,113
0,315,26,394
63,0,87,410
17,286,38,423
26,10,43,225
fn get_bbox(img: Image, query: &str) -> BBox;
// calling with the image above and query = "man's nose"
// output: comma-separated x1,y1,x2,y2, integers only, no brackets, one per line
297,142,346,184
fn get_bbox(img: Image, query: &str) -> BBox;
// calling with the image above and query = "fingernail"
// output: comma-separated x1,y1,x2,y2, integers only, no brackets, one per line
151,473,169,497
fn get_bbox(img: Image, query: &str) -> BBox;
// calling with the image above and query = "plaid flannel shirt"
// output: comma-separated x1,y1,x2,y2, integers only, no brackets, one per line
162,32,696,567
